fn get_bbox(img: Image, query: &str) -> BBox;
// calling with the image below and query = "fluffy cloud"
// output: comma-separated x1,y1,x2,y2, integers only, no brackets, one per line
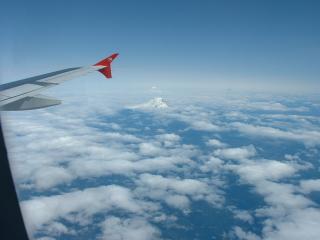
21,185,149,234
224,149,319,240
43,221,75,237
139,142,163,156
164,194,190,210
3,111,141,189
206,138,227,148
32,166,74,190
2,92,319,240
232,209,254,224
156,133,180,147
299,179,320,194
156,133,180,142
69,155,194,179
135,173,223,210
233,226,261,240
200,156,224,173
137,174,211,196
104,132,142,143
221,99,308,113
232,122,320,146
100,217,160,240
4,108,199,190
262,208,320,240
240,101,296,112
189,120,221,131
155,104,223,132
227,160,298,182
214,145,256,160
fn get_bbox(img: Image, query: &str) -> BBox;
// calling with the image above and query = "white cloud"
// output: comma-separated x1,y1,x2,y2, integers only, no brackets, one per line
21,185,149,234
233,226,261,240
214,145,256,160
232,209,254,224
36,237,56,240
100,217,160,240
2,92,319,240
246,102,289,111
226,158,312,210
68,155,194,180
232,122,320,146
206,139,227,148
156,133,181,147
33,166,74,190
3,110,145,189
262,208,320,240
43,221,75,237
135,174,223,210
155,104,222,132
190,120,221,131
224,99,309,112
137,173,212,196
200,156,224,173
152,214,177,223
284,154,301,161
227,160,298,182
299,179,320,194
164,194,190,210
104,132,142,143
225,155,318,240
4,109,197,190
156,133,180,142
139,142,163,156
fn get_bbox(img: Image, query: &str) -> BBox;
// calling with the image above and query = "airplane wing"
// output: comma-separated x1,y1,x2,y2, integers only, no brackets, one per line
0,53,119,111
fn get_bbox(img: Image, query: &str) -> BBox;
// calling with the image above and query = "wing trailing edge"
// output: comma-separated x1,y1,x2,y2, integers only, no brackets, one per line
0,94,61,111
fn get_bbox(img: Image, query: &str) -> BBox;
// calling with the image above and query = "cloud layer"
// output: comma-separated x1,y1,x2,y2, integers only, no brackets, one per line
2,91,319,239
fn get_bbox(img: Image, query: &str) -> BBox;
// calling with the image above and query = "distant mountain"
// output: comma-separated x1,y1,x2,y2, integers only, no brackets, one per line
129,97,169,109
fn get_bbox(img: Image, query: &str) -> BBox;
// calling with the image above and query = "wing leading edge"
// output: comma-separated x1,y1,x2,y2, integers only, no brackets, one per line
0,53,119,111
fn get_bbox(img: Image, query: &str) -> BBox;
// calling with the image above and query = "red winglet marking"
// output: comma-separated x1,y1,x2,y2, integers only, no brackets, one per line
94,53,119,79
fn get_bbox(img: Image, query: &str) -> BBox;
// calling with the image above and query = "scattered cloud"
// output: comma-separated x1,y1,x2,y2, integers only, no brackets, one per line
226,159,298,182
2,92,319,239
104,132,142,143
232,122,320,146
214,145,256,160
100,217,160,240
21,185,150,235
232,209,254,224
139,142,163,156
33,166,74,190
190,120,221,131
262,208,320,240
206,138,227,148
299,179,320,194
233,226,261,240
223,147,318,240
135,173,223,210
200,156,224,173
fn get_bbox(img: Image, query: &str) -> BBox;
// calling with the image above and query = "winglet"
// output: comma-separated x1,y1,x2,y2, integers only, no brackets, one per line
94,53,119,79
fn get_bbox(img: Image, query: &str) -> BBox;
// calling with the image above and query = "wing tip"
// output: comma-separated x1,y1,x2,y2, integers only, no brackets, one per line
94,53,119,67
94,53,119,79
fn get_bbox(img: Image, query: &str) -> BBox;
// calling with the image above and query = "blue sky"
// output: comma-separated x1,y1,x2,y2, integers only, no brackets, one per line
0,0,319,92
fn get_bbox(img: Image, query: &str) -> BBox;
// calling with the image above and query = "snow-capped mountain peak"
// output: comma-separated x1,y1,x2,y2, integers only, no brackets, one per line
129,97,169,109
